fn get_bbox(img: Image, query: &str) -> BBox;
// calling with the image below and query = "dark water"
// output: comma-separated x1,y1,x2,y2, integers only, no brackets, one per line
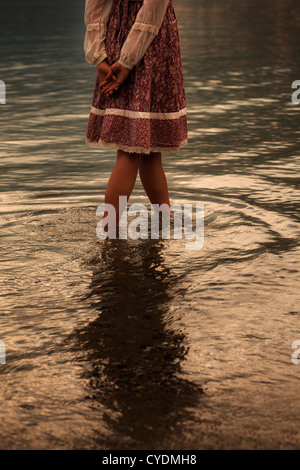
0,0,300,449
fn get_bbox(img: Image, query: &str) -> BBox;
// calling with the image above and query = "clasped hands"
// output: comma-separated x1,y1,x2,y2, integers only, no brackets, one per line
97,59,131,96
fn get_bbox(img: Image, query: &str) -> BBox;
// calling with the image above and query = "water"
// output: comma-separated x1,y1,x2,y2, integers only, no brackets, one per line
0,0,300,449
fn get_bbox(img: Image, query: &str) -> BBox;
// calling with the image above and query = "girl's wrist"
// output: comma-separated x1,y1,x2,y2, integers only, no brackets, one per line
117,58,132,71
96,57,108,69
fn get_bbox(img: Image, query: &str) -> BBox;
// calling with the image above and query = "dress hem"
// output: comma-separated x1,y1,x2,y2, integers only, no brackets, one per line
85,138,188,155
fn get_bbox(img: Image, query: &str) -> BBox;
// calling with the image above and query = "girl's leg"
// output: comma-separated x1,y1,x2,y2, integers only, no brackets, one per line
103,149,141,229
138,152,170,207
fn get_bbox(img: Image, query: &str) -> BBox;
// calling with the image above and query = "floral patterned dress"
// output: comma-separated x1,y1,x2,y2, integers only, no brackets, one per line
85,0,188,155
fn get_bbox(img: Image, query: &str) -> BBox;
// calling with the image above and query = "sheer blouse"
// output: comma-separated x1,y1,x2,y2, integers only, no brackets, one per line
84,0,170,70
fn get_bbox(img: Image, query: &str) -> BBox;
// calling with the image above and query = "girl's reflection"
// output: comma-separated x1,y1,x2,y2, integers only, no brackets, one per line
71,238,202,448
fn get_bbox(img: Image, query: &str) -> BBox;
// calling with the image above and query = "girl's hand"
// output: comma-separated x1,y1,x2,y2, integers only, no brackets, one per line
97,59,117,89
99,62,131,96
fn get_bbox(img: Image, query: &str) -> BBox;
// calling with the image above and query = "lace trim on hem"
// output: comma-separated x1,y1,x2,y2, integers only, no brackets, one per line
90,106,187,120
85,138,188,154
132,22,159,35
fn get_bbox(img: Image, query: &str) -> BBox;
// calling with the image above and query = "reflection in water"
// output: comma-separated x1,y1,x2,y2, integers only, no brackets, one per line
69,239,202,449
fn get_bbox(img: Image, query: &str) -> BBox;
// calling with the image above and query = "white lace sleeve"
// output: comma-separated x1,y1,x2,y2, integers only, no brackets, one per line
84,0,114,66
118,0,170,70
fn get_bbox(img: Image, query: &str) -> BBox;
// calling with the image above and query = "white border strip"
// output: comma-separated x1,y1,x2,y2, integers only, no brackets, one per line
90,106,187,120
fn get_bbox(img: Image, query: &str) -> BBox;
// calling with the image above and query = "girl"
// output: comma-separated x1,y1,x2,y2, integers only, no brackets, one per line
84,0,188,229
